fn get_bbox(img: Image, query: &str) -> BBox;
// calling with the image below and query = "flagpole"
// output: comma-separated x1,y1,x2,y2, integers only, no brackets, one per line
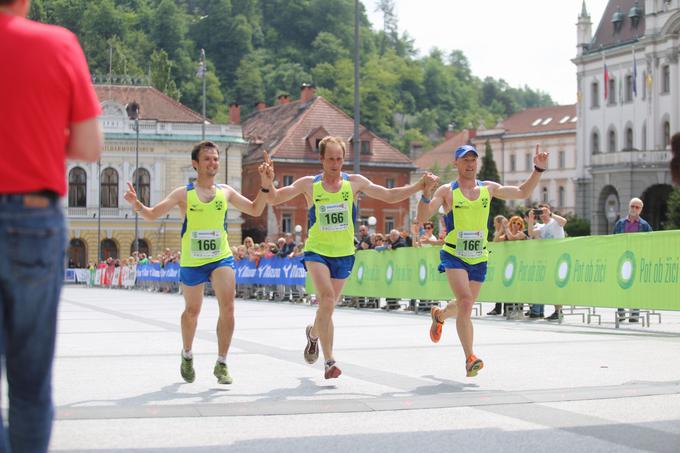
201,49,206,140
602,50,606,153
632,46,636,150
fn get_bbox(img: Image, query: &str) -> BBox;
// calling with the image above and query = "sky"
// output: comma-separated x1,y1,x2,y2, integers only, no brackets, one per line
362,0,610,105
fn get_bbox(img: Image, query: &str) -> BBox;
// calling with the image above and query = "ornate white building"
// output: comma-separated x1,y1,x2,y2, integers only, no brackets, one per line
574,0,678,234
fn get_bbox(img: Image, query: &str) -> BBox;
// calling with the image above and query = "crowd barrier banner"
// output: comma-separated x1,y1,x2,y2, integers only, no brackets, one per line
319,230,680,311
78,259,306,286
234,256,306,285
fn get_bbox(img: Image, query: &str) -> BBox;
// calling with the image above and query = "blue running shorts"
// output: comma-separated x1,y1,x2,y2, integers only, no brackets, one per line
302,252,355,280
438,249,487,282
180,256,235,286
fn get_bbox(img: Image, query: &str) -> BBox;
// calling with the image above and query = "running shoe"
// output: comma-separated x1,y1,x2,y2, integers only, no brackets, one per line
304,324,319,364
180,355,195,383
324,360,342,379
429,306,444,343
213,361,233,384
465,354,484,377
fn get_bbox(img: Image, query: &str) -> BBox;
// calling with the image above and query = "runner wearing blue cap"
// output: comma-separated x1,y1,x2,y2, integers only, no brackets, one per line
417,144,548,376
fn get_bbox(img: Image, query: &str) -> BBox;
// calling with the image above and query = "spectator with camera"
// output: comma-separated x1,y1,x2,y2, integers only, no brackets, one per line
418,221,442,247
527,203,567,321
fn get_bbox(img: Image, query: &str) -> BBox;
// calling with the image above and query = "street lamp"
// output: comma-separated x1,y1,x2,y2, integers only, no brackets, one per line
294,224,302,244
368,216,377,235
97,158,101,263
126,101,140,255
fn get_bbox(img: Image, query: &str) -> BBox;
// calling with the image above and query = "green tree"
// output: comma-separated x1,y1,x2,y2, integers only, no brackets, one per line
233,55,265,110
564,214,591,236
665,188,680,230
477,140,507,237
150,0,187,61
150,49,181,101
311,32,349,64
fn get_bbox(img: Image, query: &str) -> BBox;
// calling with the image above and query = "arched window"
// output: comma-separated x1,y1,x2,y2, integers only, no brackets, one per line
591,130,600,154
542,186,549,203
101,168,119,208
132,168,151,206
68,167,87,207
608,128,617,153
625,127,634,150
67,238,87,268
131,238,150,257
663,121,671,148
558,186,565,209
100,239,118,260
642,123,647,150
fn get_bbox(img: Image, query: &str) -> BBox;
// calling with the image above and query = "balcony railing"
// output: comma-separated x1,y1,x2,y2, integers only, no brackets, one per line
591,149,671,167
67,207,131,218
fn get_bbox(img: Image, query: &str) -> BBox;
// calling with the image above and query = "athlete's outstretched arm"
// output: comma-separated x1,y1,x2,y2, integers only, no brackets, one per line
124,183,183,221
416,183,447,223
265,176,313,206
488,144,548,200
223,161,274,216
352,172,438,204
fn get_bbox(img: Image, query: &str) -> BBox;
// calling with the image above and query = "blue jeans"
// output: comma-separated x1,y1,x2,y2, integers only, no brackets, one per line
530,304,545,316
0,194,65,452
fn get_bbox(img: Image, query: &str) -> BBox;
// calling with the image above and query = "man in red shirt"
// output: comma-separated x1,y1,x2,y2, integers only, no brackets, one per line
0,0,102,451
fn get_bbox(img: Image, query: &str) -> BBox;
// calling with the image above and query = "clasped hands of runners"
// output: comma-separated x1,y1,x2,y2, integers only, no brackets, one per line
420,172,439,198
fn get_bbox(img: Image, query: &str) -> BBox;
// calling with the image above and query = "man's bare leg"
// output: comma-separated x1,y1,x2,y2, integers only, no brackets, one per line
179,283,203,383
439,269,484,376
181,283,204,352
306,262,337,361
209,266,236,384
210,266,236,357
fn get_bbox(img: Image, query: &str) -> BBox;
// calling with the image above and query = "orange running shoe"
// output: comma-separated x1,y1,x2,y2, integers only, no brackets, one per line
466,354,484,377
429,306,444,343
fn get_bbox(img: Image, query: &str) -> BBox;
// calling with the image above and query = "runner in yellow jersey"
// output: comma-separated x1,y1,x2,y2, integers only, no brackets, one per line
417,144,548,377
261,136,438,379
124,141,272,385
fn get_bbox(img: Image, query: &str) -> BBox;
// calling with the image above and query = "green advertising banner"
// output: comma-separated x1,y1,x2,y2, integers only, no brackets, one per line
307,231,680,310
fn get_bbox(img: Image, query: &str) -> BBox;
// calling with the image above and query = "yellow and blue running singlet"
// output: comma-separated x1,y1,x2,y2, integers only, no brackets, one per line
442,180,491,265
304,173,356,258
180,183,232,268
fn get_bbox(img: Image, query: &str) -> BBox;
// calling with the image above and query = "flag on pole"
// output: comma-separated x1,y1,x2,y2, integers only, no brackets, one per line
196,49,206,77
604,63,610,100
632,48,638,97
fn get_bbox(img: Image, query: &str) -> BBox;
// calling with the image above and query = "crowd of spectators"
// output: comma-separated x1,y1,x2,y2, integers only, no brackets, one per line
233,233,305,265
82,248,181,272
354,221,445,252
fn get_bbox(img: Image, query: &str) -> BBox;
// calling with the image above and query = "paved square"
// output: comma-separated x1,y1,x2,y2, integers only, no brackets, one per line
47,287,680,452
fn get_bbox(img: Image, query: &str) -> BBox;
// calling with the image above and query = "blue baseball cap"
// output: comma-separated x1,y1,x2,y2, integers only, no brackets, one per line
455,145,479,160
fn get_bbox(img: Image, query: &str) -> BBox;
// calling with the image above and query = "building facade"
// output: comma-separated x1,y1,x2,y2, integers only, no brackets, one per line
574,0,678,234
474,105,580,215
66,85,246,267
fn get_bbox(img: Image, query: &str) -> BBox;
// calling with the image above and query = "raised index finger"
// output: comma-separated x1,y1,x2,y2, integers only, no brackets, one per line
263,150,272,165
127,181,135,192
